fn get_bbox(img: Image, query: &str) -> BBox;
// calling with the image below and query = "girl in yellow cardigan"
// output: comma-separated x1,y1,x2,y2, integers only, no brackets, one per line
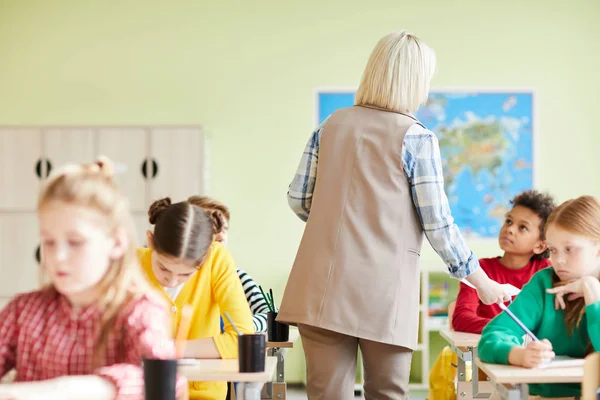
137,197,254,400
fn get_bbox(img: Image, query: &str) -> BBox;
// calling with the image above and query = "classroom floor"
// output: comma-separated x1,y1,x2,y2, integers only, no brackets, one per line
287,387,428,399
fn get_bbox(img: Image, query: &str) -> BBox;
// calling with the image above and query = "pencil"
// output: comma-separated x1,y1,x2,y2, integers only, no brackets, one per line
498,302,539,342
224,312,242,336
269,288,277,312
175,304,194,358
259,285,274,313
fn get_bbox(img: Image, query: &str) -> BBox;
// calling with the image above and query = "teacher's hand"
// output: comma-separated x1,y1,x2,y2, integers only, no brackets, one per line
476,278,512,305
465,268,511,305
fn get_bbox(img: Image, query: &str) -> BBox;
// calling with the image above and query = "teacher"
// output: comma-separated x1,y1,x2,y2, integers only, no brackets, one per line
277,31,511,400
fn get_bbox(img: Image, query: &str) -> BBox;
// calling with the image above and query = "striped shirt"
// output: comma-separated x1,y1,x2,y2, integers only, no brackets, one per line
287,118,480,280
237,269,270,332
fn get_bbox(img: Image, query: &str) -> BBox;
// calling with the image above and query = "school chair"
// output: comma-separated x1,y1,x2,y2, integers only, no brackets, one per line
448,300,456,330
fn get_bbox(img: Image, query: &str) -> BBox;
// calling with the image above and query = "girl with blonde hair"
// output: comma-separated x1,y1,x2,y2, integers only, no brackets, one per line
0,157,186,400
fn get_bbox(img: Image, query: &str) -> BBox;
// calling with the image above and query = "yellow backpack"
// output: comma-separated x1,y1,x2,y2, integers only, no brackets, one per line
428,346,473,400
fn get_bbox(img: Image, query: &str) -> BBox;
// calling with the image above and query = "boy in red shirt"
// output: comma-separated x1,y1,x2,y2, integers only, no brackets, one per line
452,190,556,333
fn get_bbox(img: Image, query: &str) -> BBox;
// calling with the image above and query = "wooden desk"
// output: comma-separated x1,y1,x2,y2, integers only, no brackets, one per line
267,328,300,349
475,358,584,400
179,357,277,400
440,329,481,348
440,330,490,399
262,328,300,400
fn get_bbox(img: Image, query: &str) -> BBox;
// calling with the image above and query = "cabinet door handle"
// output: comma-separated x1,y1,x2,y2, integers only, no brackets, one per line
151,159,158,178
35,159,52,179
141,159,148,178
35,159,42,178
141,158,159,179
35,245,41,264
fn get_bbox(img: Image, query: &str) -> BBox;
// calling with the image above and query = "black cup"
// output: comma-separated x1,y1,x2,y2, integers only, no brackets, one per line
267,311,289,342
238,333,266,372
143,358,177,400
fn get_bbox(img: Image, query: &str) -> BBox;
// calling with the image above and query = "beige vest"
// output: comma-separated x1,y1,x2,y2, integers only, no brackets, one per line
278,105,425,349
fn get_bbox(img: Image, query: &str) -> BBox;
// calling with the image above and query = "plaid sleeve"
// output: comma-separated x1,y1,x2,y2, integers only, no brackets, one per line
287,120,327,221
96,297,187,399
402,125,480,280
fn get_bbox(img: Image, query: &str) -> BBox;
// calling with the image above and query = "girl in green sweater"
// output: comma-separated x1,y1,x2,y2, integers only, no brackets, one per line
479,195,600,399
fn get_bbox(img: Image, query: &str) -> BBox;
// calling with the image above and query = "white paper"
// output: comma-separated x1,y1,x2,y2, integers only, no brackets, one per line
537,355,584,369
500,283,521,297
178,358,201,366
459,280,521,297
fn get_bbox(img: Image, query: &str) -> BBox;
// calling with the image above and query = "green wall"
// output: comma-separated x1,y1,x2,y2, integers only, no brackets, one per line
1,0,599,383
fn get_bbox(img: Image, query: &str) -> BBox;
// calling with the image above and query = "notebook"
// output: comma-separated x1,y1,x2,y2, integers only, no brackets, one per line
178,358,201,366
460,279,521,297
537,355,585,369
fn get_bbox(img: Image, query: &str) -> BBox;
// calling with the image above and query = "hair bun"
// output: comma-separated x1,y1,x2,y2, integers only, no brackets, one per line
81,156,115,178
48,156,116,180
148,197,172,224
95,155,115,177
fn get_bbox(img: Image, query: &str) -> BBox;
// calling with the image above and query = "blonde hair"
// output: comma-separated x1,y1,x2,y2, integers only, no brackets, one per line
355,30,436,114
38,156,151,368
546,195,600,354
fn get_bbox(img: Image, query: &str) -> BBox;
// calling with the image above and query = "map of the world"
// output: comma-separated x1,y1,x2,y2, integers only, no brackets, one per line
315,90,534,238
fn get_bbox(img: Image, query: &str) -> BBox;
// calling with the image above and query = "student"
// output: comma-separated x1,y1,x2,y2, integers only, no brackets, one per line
429,191,555,399
479,195,600,399
138,197,254,400
187,195,270,333
0,158,186,400
453,190,556,333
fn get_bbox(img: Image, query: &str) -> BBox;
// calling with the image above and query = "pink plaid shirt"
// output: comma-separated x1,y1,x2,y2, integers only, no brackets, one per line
0,288,185,399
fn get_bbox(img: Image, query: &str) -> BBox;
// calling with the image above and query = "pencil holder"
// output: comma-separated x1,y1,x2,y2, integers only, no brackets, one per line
143,358,177,400
267,311,289,342
238,333,266,372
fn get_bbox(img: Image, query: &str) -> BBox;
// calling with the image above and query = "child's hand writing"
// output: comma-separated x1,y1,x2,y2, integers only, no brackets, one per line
508,339,555,368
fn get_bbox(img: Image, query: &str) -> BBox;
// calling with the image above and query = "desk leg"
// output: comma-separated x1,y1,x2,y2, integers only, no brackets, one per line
471,348,492,399
456,347,471,398
238,382,264,400
261,348,287,400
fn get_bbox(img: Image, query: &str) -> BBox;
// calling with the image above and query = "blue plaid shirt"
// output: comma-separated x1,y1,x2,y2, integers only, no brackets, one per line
287,120,480,280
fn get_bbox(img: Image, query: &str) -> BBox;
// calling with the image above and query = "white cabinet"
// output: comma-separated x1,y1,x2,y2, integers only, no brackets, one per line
96,128,148,212
0,129,43,210
43,128,95,172
149,127,205,203
132,212,151,248
0,125,205,299
0,214,41,297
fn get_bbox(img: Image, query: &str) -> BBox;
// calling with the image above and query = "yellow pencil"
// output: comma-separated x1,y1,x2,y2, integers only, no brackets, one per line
175,304,193,358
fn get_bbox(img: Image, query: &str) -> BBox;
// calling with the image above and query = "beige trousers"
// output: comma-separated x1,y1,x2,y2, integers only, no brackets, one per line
298,324,413,400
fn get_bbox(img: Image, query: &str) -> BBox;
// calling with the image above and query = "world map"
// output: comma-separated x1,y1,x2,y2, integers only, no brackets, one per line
316,90,534,238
